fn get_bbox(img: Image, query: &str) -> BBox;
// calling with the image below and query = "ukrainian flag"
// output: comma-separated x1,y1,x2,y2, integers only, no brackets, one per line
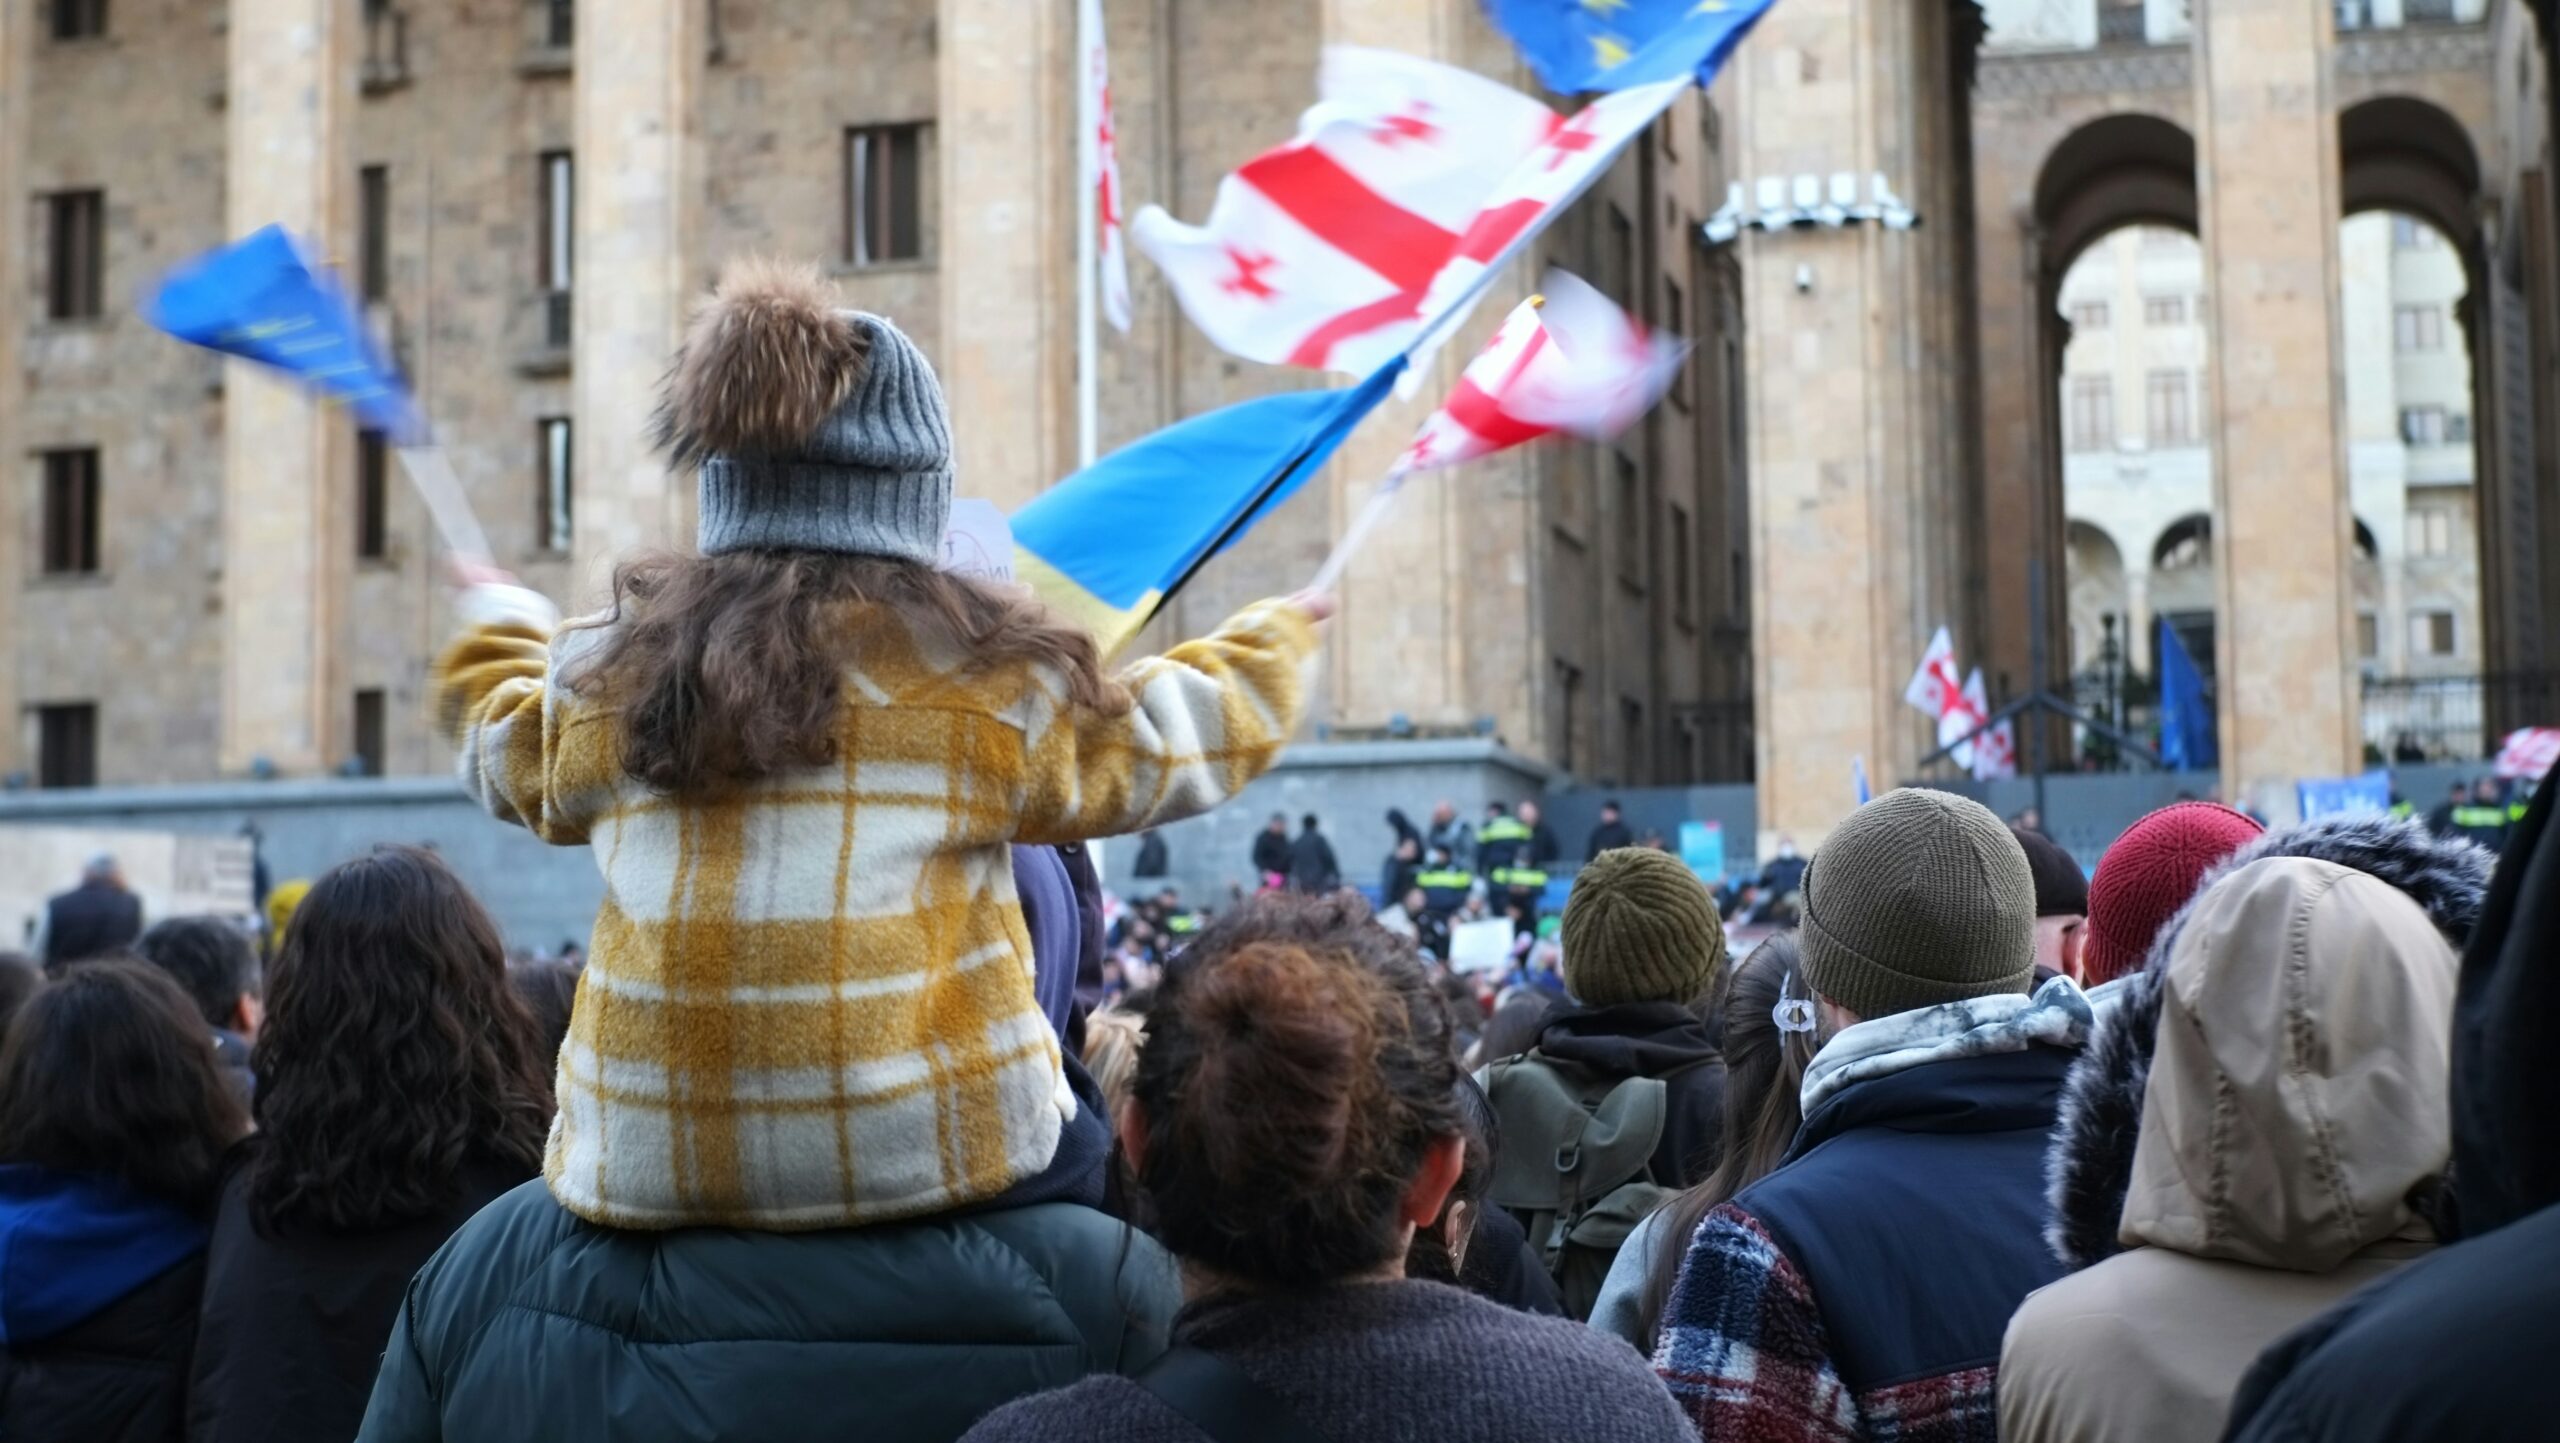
1013,358,1404,655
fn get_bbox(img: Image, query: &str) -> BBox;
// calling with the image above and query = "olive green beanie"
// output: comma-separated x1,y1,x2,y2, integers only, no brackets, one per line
1799,789,2037,1020
1559,848,1729,1008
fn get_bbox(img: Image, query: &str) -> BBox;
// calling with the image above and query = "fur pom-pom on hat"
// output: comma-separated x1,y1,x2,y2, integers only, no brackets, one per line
654,258,869,469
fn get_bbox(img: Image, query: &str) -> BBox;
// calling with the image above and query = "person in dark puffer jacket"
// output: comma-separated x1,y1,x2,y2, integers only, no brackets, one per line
356,848,1178,1443
0,961,248,1443
961,892,1689,1443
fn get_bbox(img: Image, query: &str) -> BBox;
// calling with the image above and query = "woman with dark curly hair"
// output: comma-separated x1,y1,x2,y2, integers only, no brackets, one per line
189,846,552,1443
0,960,247,1443
961,892,1688,1443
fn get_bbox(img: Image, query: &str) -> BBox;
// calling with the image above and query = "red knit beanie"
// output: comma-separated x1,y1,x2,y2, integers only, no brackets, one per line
2080,802,2265,984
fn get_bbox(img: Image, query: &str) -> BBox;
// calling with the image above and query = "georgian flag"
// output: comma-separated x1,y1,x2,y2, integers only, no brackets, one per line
1905,627,1962,721
1395,269,1685,476
1936,665,1988,773
1079,0,1132,333
2494,727,2560,781
1128,49,1564,376
1403,74,1694,373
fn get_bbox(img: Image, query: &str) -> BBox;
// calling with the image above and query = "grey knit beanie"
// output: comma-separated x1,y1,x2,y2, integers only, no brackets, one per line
1798,788,2037,1020
655,258,952,563
1560,848,1728,1008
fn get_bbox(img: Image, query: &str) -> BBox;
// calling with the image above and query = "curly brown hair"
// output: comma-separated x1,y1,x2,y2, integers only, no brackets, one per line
1132,891,1461,1288
561,550,1128,795
0,959,246,1207
246,847,553,1233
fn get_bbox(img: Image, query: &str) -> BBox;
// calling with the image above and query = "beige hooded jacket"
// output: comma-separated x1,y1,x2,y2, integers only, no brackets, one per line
2000,856,2458,1443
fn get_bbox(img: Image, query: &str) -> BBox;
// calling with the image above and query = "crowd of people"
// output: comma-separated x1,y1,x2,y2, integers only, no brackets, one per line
3,256,2552,1442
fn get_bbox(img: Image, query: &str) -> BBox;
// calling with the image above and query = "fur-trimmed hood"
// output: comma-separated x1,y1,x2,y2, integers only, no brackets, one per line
2043,813,2492,1270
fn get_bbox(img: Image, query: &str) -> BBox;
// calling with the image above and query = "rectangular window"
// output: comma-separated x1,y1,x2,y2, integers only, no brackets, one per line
2411,507,2457,557
36,704,97,789
2448,413,2472,444
1664,277,1691,409
538,150,573,291
545,0,574,48
2356,613,2379,660
1615,452,1643,587
2068,375,2115,452
844,125,925,266
40,448,100,576
1621,698,1646,785
2410,610,2456,657
2143,295,2186,326
1605,205,1635,309
1669,502,1694,622
2391,214,2442,249
359,165,391,303
352,689,386,778
537,416,573,552
50,0,106,39
2394,305,2444,352
2145,369,2192,446
45,190,104,320
2067,300,2109,332
2401,406,2448,446
357,429,390,560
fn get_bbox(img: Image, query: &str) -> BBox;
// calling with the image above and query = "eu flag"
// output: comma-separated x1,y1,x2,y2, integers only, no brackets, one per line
144,225,422,440
1013,359,1405,655
1483,0,1783,95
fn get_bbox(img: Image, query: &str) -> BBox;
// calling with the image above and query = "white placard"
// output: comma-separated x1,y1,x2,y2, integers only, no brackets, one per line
1447,917,1517,975
939,499,1015,584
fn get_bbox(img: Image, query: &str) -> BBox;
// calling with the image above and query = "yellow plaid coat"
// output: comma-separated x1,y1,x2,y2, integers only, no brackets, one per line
434,584,1313,1229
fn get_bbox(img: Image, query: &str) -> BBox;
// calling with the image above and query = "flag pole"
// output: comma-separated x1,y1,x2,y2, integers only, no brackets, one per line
1309,470,1407,594
393,445,492,562
1074,0,1100,470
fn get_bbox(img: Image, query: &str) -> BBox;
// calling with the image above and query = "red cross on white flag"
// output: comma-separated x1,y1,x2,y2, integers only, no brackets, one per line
1905,627,1962,721
1079,0,1132,333
1129,49,1562,375
1395,269,1687,477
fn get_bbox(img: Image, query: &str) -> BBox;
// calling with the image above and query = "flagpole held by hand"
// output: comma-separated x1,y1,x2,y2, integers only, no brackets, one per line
1309,470,1408,595
394,446,494,562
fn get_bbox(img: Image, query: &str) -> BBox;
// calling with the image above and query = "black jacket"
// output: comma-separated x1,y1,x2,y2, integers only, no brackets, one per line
1586,821,1635,859
190,1142,530,1443
1534,1003,1728,1186
1131,833,1169,879
0,1167,207,1443
1250,830,1292,879
358,1182,1177,1443
2221,782,2556,1443
1288,832,1340,894
42,880,142,968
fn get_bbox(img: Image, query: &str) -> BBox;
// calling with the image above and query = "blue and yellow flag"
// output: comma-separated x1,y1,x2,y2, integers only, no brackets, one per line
144,225,421,440
1014,359,1405,654
1484,0,1782,94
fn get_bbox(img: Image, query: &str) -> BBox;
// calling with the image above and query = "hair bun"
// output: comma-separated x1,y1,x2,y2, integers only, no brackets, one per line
655,257,868,468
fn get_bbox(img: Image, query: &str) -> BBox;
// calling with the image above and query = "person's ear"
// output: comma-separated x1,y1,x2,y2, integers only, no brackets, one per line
2060,918,2089,984
1117,1097,1149,1177
1399,1134,1468,1229
236,993,265,1039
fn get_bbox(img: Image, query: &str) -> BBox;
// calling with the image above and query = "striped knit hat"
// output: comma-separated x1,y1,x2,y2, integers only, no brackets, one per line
655,258,952,563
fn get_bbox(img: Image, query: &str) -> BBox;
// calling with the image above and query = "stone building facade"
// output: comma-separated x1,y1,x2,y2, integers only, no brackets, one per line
0,0,1757,798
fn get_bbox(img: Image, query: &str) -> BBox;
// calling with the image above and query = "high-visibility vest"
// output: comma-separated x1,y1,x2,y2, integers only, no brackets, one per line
2512,801,2532,824
1163,911,1202,935
2389,801,2415,820
1415,869,1474,913
2452,805,2509,829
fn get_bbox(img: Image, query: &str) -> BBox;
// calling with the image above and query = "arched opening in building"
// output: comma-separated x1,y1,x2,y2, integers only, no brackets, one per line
2030,115,2206,766
2335,95,2507,758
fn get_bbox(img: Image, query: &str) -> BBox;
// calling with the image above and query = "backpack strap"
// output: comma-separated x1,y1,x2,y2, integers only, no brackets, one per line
1134,1346,1343,1443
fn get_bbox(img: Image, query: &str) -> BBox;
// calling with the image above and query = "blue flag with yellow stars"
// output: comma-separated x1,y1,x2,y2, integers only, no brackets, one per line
1484,0,1781,94
145,225,423,440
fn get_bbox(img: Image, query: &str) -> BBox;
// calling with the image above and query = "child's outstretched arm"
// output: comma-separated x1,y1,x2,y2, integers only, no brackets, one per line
430,578,595,845
1013,596,1325,845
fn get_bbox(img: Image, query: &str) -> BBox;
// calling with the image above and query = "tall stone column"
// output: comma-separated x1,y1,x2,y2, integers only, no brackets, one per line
571,0,701,593
1317,0,1500,733
222,0,352,777
938,0,1070,510
1737,0,1974,851
2192,0,2359,813
0,0,26,777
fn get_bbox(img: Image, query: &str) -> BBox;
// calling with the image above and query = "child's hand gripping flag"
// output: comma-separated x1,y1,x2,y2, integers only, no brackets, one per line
1312,268,1684,589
